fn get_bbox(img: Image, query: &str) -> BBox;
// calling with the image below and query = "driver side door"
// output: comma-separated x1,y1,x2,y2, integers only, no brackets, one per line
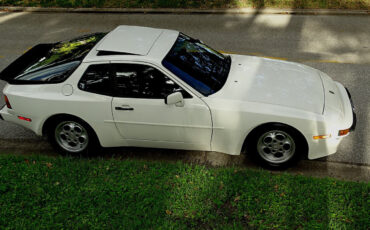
111,62,212,151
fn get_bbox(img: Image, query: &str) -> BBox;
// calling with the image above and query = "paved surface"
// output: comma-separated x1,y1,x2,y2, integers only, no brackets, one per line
1,6,369,15
0,12,369,167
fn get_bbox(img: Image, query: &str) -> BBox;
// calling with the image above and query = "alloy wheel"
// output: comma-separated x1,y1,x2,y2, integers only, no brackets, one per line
257,130,296,164
55,121,89,153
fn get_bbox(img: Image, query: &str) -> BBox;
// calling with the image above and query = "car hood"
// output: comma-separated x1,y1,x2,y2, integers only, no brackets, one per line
211,54,325,114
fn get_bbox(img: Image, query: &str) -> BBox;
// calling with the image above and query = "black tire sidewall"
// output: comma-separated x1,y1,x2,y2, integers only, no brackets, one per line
247,124,305,169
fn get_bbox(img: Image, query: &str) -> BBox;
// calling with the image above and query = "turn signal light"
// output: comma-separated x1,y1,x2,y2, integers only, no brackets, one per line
313,134,331,140
18,116,32,122
338,129,350,136
4,95,12,109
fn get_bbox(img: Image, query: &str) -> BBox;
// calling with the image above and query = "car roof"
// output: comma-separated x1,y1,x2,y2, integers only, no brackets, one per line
97,26,162,55
83,25,179,63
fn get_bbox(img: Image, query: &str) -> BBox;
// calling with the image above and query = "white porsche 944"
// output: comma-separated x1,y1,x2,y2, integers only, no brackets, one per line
0,26,356,168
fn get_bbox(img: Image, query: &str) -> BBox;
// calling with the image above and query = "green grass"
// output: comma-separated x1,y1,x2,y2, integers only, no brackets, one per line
0,154,369,229
0,0,369,10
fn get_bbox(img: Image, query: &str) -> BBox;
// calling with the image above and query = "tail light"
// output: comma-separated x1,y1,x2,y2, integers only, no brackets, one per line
4,95,12,109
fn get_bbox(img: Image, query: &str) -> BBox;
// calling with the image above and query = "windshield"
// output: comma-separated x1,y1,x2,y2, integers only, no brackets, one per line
162,33,231,96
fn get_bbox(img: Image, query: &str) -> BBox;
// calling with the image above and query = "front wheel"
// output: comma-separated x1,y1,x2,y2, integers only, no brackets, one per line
48,117,99,156
247,124,307,169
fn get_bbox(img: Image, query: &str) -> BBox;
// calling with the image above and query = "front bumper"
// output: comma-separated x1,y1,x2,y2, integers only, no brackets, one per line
307,83,356,160
345,88,357,131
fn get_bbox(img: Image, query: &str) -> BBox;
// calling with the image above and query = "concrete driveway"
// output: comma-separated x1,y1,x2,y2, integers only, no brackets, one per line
0,12,369,168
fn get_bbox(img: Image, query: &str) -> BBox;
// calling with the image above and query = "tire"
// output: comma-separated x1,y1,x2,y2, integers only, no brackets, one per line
246,123,307,169
47,117,100,156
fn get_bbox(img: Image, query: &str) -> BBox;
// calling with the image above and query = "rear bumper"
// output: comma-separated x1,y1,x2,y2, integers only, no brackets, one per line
0,104,45,136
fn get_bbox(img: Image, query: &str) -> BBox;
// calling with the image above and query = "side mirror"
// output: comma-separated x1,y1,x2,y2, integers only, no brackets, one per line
165,92,184,107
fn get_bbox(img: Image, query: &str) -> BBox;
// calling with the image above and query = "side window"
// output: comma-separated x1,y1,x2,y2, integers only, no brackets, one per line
113,64,140,98
78,64,112,96
112,64,192,99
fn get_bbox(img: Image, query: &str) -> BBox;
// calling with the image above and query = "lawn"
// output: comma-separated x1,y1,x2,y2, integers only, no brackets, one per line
0,0,369,10
0,154,369,229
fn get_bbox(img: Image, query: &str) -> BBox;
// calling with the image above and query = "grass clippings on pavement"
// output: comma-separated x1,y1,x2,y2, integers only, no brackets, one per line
0,154,369,229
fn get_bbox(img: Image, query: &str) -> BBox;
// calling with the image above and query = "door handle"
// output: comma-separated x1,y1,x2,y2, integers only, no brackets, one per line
115,105,134,111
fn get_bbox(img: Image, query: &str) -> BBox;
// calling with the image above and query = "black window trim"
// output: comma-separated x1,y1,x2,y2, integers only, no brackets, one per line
97,51,138,56
109,61,194,100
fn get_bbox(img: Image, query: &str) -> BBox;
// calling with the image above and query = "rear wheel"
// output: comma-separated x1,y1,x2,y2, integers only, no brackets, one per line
246,124,306,169
47,117,99,156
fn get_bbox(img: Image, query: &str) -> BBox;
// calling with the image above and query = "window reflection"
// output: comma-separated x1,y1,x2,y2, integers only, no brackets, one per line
25,33,107,74
113,64,191,99
162,33,231,96
78,63,192,99
15,61,80,82
3,33,107,84
79,64,112,96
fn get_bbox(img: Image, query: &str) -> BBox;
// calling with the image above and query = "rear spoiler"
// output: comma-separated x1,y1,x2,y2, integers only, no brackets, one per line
0,44,54,83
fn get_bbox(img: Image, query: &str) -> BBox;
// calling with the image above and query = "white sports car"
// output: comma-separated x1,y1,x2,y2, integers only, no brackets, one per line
0,26,356,168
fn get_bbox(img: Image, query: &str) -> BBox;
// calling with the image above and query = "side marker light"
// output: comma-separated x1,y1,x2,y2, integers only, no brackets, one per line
18,116,32,122
338,129,350,136
313,134,331,140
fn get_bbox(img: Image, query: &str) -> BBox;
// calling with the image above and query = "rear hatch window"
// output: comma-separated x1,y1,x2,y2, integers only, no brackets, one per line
0,33,106,84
